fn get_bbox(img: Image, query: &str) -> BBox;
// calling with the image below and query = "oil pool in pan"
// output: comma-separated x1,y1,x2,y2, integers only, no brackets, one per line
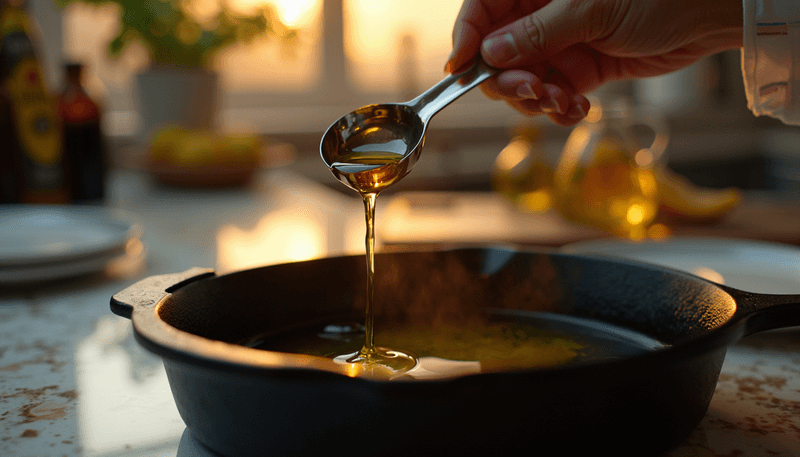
312,56,667,380
251,310,665,380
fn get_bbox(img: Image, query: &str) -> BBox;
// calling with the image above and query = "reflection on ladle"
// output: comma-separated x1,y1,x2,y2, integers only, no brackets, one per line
320,58,497,377
320,57,497,182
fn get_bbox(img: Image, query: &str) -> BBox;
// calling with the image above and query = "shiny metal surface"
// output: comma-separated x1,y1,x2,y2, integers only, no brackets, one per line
320,58,496,173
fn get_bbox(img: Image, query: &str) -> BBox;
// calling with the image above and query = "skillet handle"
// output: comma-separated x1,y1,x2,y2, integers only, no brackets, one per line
726,288,800,336
110,267,215,319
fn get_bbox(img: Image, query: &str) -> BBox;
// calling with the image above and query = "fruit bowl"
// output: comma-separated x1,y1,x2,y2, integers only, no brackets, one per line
147,159,258,188
146,126,263,188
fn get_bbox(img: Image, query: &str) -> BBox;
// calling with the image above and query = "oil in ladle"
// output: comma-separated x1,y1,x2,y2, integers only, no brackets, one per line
322,58,498,377
329,135,417,376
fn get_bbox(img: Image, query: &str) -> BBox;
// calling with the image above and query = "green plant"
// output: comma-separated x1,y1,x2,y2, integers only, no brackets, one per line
56,0,297,69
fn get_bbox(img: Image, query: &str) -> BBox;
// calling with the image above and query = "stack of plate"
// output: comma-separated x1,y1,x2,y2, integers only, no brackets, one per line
0,205,144,285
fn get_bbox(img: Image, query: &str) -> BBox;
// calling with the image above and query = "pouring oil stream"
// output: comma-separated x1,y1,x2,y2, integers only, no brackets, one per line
322,59,497,376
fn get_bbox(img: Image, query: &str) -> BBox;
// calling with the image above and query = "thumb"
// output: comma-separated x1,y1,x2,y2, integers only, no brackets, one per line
481,0,592,67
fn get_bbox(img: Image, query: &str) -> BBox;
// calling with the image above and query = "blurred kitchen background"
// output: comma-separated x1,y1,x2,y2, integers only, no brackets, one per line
6,4,800,456
14,0,800,271
30,0,796,179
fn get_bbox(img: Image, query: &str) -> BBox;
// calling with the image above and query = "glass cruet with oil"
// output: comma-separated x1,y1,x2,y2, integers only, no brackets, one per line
553,95,669,239
491,124,555,213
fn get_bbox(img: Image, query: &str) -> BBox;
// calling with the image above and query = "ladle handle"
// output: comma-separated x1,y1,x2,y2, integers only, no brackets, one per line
409,57,498,123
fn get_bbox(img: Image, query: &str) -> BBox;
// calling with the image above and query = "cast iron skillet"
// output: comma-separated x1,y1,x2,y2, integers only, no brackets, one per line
110,248,800,457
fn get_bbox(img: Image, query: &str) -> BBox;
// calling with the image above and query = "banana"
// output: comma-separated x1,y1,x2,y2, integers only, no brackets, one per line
655,166,742,222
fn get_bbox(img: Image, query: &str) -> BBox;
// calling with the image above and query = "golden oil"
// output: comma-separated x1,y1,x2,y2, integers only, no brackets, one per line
328,132,417,375
492,128,554,213
555,125,660,239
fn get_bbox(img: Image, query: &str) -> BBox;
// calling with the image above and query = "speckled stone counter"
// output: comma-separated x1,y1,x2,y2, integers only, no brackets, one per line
2,170,799,457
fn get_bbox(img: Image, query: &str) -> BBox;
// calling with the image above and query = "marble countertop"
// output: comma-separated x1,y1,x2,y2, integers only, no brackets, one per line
1,169,799,457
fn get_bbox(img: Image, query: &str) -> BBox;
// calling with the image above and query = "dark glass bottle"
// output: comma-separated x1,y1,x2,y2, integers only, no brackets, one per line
0,0,69,204
59,62,106,203
0,84,20,203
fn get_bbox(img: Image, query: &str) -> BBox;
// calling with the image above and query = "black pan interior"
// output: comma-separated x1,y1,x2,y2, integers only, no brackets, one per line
157,249,737,349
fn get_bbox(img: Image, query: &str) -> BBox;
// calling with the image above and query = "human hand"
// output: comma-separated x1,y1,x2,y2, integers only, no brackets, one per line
446,0,743,126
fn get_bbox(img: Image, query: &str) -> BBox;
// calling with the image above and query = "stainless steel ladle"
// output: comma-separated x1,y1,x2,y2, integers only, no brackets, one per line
320,58,497,174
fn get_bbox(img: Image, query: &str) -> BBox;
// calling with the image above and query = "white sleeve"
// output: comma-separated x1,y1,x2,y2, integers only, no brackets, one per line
742,0,800,125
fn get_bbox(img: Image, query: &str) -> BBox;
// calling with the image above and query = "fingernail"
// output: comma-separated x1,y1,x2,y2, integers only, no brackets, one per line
567,104,587,119
482,33,518,65
516,82,539,100
447,24,465,74
553,98,566,115
540,101,556,113
452,24,465,54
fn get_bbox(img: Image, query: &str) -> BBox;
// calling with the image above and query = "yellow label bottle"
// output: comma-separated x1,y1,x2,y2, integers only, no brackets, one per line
0,0,68,203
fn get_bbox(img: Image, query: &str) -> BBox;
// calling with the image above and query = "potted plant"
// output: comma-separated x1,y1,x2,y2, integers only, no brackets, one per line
56,0,297,139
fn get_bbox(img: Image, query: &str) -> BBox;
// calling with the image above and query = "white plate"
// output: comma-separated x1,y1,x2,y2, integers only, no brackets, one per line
0,242,147,285
0,205,141,267
561,237,800,294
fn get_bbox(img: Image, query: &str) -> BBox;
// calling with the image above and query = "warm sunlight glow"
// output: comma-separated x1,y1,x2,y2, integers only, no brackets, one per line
216,208,326,272
692,267,725,284
585,103,602,123
274,0,319,27
647,223,671,240
554,128,591,188
64,0,461,108
344,0,461,92
626,204,646,226
494,140,529,172
63,4,148,93
184,0,222,25
343,360,360,378
235,0,320,28
63,0,322,96
218,0,322,90
345,216,369,255
637,169,658,195
519,190,552,213
627,226,647,240
76,317,185,455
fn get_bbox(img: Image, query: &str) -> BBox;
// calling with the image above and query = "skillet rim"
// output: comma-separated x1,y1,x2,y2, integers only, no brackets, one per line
125,248,751,384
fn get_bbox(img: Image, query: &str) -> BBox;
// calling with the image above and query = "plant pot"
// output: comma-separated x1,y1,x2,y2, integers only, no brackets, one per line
136,67,219,141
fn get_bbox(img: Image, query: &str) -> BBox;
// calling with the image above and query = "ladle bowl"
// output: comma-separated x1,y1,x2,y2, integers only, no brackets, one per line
319,58,496,176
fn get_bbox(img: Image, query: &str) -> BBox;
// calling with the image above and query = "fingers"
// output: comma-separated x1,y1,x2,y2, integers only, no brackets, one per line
447,0,597,125
508,93,591,127
545,44,604,95
479,68,589,124
480,0,595,68
480,70,546,101
509,44,611,98
484,77,568,114
447,16,482,73
539,84,570,115
448,0,512,72
447,0,538,73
